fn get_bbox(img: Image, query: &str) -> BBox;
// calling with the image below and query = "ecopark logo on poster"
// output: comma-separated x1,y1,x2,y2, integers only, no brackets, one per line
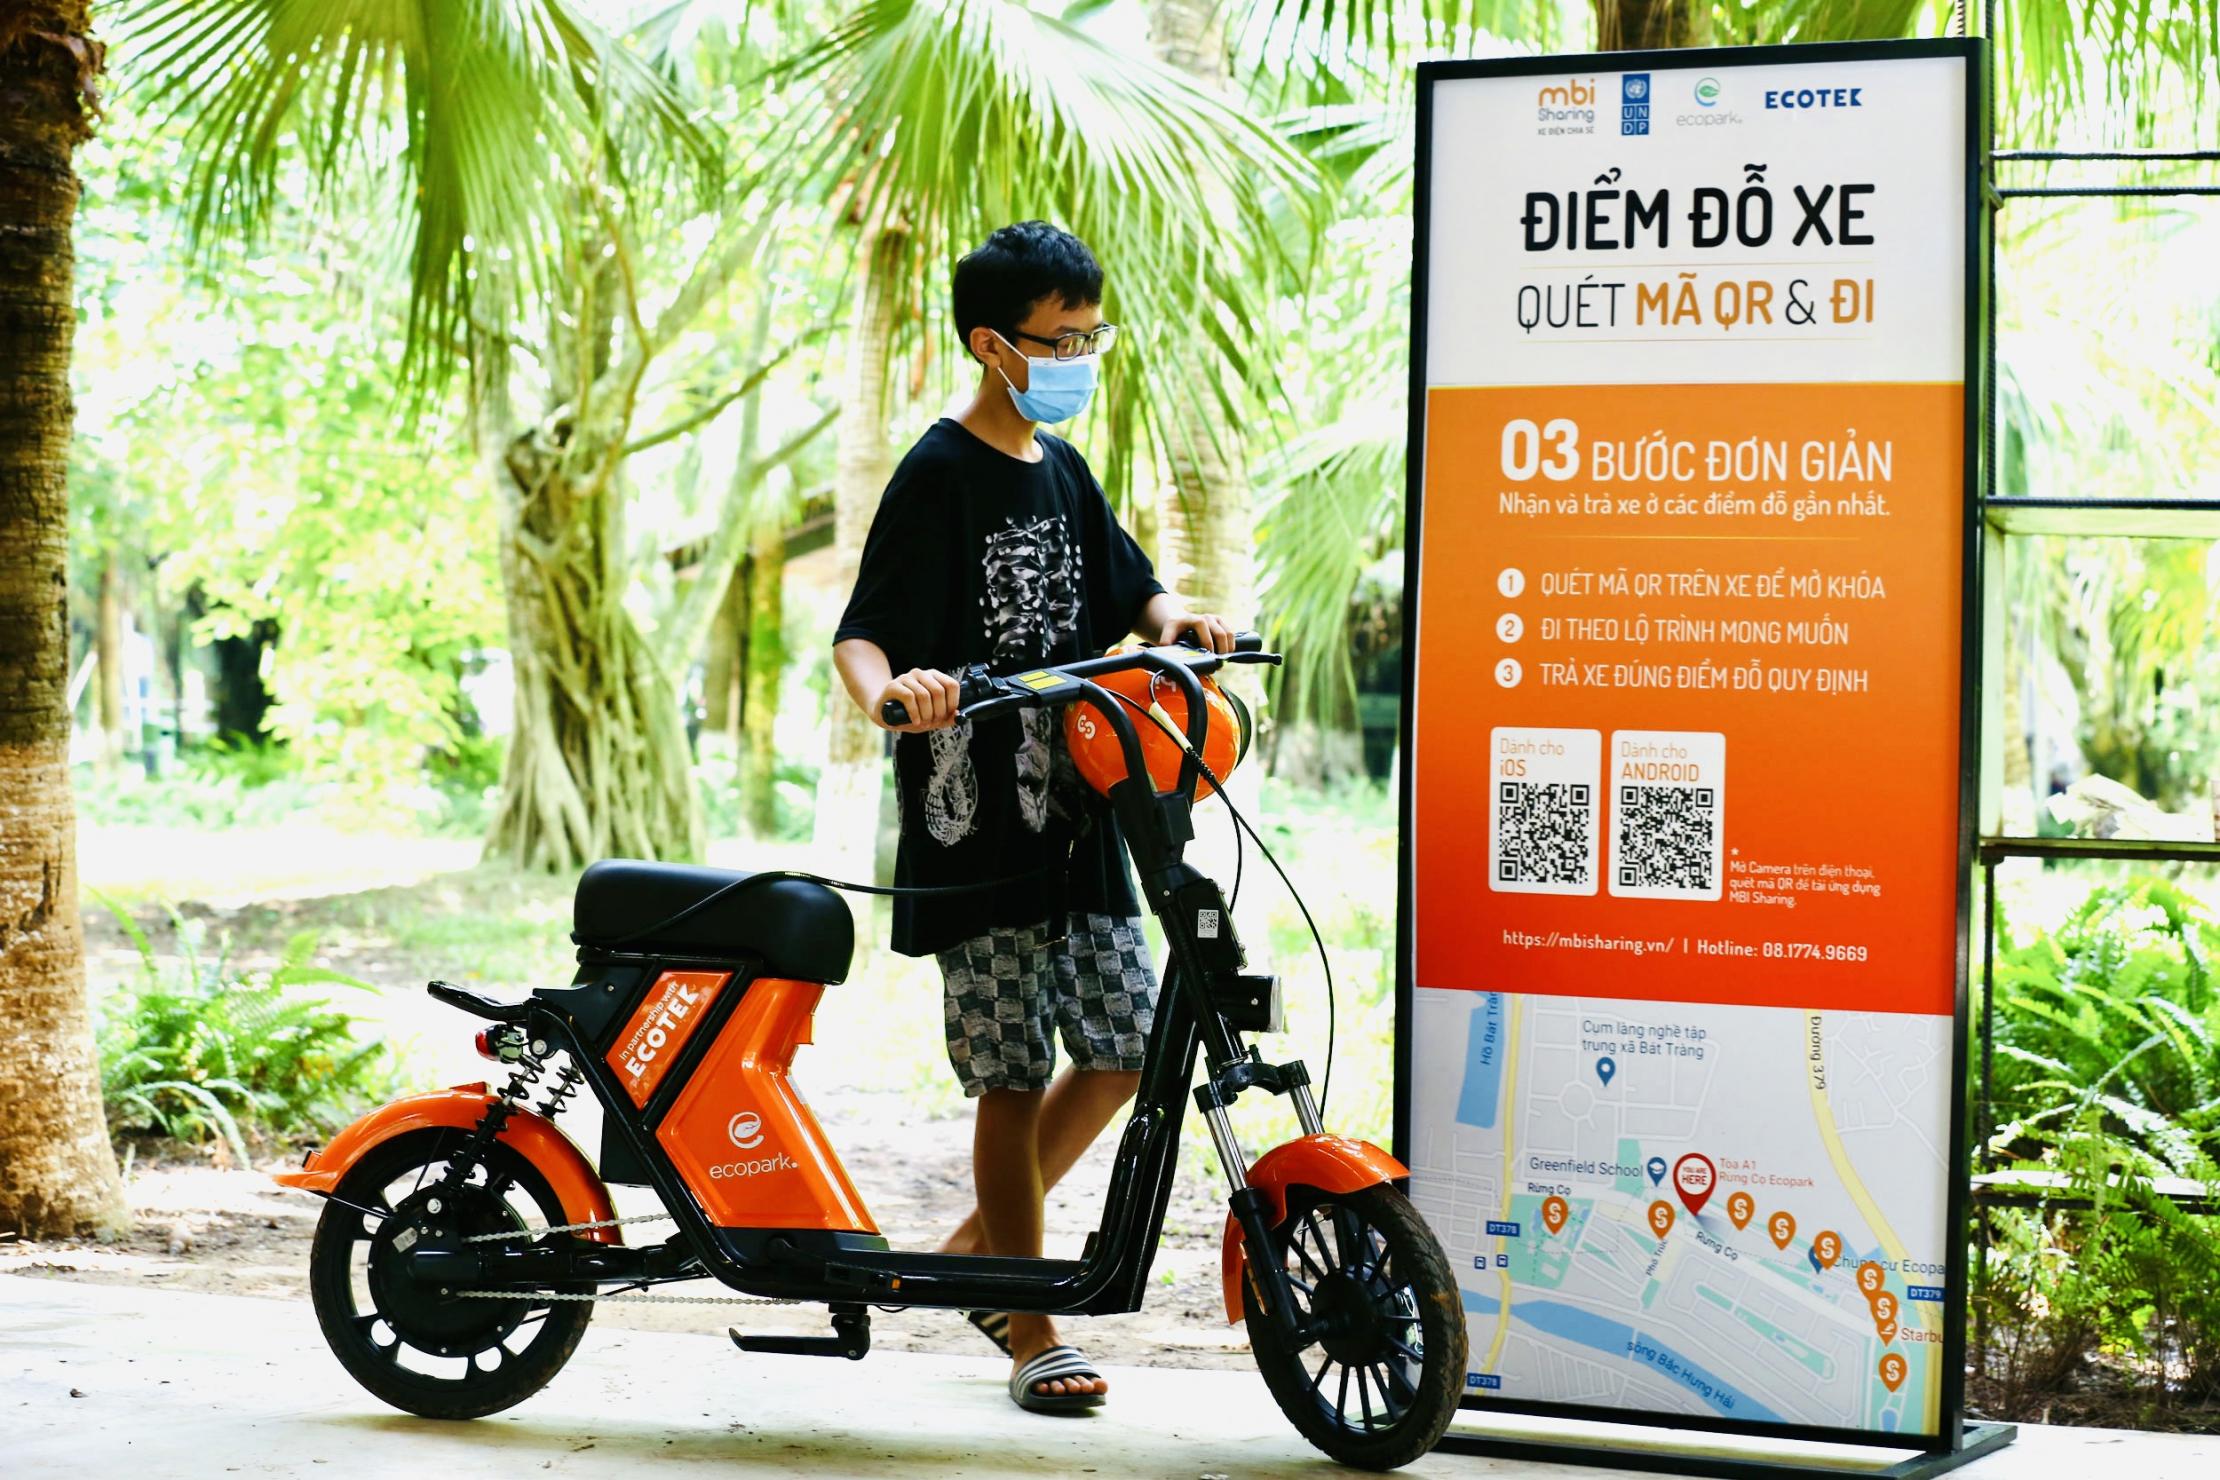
1405,42,1978,1447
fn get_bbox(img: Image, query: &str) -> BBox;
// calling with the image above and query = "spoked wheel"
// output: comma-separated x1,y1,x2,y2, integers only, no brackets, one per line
308,1131,593,1419
1242,1183,1467,1471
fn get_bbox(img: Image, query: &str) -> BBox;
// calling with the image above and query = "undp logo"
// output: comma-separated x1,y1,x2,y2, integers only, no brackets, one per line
1621,72,1651,135
1695,77,1721,107
727,1111,765,1149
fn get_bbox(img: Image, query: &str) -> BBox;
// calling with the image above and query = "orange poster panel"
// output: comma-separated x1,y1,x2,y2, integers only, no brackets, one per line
1412,382,1964,1015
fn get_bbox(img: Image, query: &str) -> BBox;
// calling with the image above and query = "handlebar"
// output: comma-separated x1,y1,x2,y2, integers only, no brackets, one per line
878,630,1273,729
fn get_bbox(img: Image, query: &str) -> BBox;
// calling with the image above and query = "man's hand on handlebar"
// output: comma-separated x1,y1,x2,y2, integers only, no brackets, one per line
874,668,960,732
1155,610,1236,655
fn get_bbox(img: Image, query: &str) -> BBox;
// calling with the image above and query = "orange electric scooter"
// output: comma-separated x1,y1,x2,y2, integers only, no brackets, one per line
274,636,1466,1470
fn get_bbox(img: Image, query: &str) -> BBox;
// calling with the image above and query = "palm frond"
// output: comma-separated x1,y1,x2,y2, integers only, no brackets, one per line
777,0,1329,504
114,0,717,388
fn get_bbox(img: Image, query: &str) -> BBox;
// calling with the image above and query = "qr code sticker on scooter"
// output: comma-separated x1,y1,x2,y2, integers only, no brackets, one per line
1496,782,1595,887
1487,728,1601,897
1607,730,1725,901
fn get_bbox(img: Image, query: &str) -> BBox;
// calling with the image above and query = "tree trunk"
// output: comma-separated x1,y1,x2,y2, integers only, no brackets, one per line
95,552,126,768
1596,0,1712,50
702,559,748,743
1145,0,1259,636
742,523,786,838
485,430,704,873
813,225,906,883
0,2,130,1239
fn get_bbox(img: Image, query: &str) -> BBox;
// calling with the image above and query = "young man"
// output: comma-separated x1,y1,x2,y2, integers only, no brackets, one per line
832,221,1233,1411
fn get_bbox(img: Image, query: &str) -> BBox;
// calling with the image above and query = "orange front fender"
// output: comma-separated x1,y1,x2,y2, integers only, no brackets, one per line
271,1083,620,1244
1221,1134,1408,1324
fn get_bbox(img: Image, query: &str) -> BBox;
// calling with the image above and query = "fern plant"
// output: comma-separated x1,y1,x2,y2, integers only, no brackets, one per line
1977,876,2220,1408
95,897,395,1168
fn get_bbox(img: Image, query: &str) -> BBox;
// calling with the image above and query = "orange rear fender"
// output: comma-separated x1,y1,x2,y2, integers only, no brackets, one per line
270,1084,620,1244
1220,1134,1407,1324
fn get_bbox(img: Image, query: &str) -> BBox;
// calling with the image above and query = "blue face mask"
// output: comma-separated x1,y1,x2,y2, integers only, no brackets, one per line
994,333,1098,424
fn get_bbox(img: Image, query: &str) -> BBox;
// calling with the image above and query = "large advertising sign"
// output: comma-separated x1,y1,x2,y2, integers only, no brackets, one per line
1399,41,1983,1446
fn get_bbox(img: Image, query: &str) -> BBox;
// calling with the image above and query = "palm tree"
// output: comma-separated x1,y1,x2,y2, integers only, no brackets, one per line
0,1,132,1238
121,3,831,871
783,0,1323,877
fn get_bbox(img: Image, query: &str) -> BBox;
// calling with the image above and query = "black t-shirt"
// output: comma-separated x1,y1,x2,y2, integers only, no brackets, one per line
834,418,1165,956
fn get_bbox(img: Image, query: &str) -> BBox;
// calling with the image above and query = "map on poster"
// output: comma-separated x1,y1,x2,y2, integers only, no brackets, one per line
1404,43,1977,1441
1407,988,1951,1434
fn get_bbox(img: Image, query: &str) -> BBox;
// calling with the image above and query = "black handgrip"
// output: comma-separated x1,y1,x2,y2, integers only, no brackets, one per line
880,667,998,728
1171,628,1266,654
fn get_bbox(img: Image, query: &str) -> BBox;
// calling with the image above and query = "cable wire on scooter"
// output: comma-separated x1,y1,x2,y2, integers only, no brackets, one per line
1098,689,1338,1123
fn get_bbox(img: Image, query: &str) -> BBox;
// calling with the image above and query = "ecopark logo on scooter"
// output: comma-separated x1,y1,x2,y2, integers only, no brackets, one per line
709,1106,794,1179
728,1110,765,1150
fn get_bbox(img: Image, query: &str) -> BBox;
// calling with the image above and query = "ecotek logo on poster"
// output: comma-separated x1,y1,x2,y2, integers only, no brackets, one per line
1537,78,1596,135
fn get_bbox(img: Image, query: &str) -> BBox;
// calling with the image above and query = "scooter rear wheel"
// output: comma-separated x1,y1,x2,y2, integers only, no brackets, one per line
1242,1182,1466,1471
308,1131,594,1419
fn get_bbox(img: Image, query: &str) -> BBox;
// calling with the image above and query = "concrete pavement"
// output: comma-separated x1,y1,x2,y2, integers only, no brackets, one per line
2,1275,2213,1478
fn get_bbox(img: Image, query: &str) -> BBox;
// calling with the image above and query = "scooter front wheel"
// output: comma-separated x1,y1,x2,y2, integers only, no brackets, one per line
308,1131,594,1419
1242,1182,1467,1471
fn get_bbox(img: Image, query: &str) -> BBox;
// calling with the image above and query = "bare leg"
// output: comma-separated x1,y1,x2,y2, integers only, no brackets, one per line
962,1070,1140,1397
940,1064,1140,1260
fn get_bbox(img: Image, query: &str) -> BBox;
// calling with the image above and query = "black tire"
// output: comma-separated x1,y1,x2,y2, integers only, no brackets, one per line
1242,1182,1467,1471
308,1131,594,1419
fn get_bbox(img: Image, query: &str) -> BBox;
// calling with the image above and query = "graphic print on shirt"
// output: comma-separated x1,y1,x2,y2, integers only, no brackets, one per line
922,719,979,845
980,514,1083,665
1015,709,1054,833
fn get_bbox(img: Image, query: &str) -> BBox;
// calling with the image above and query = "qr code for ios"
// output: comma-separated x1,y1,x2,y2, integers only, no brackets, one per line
1496,781,1595,887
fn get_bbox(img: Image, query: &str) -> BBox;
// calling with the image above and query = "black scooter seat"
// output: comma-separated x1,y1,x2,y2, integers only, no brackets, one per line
573,860,854,984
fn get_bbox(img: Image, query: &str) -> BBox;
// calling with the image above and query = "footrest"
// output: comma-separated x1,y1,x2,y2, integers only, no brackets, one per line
729,1306,869,1361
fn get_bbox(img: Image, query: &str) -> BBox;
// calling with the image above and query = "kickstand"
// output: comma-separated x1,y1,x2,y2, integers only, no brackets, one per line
729,1304,870,1361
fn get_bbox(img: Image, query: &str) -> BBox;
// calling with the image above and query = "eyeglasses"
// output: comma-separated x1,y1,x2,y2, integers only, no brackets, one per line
1007,323,1119,360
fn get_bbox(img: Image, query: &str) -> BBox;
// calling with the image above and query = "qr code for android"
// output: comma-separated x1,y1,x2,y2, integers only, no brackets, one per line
1496,781,1594,887
1615,786,1718,890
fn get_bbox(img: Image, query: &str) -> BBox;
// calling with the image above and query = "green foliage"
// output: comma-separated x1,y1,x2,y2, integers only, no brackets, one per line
1977,876,2220,1406
95,899,395,1165
1988,876,2220,1178
114,0,717,391
71,92,509,797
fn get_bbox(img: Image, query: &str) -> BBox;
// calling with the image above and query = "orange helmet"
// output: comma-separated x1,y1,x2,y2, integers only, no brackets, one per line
1063,646,1251,800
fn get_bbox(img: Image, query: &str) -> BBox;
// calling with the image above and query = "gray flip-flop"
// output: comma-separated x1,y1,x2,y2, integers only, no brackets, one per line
966,1309,1012,1356
1009,1344,1106,1414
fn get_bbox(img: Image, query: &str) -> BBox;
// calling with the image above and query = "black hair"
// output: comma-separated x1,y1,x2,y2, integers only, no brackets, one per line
952,221,1103,361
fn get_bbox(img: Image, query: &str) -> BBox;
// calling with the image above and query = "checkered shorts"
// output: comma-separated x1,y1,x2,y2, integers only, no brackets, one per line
936,913,1158,1097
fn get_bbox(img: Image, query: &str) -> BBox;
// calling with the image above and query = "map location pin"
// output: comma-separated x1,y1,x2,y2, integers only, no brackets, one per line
1876,1314,1899,1344
1542,1195,1569,1235
1596,1056,1617,1087
1871,1291,1899,1329
1879,1353,1907,1393
1647,1200,1676,1239
1811,1230,1842,1270
1726,1190,1755,1230
1857,1261,1887,1301
1768,1210,1797,1250
1646,1156,1668,1187
1671,1153,1716,1216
